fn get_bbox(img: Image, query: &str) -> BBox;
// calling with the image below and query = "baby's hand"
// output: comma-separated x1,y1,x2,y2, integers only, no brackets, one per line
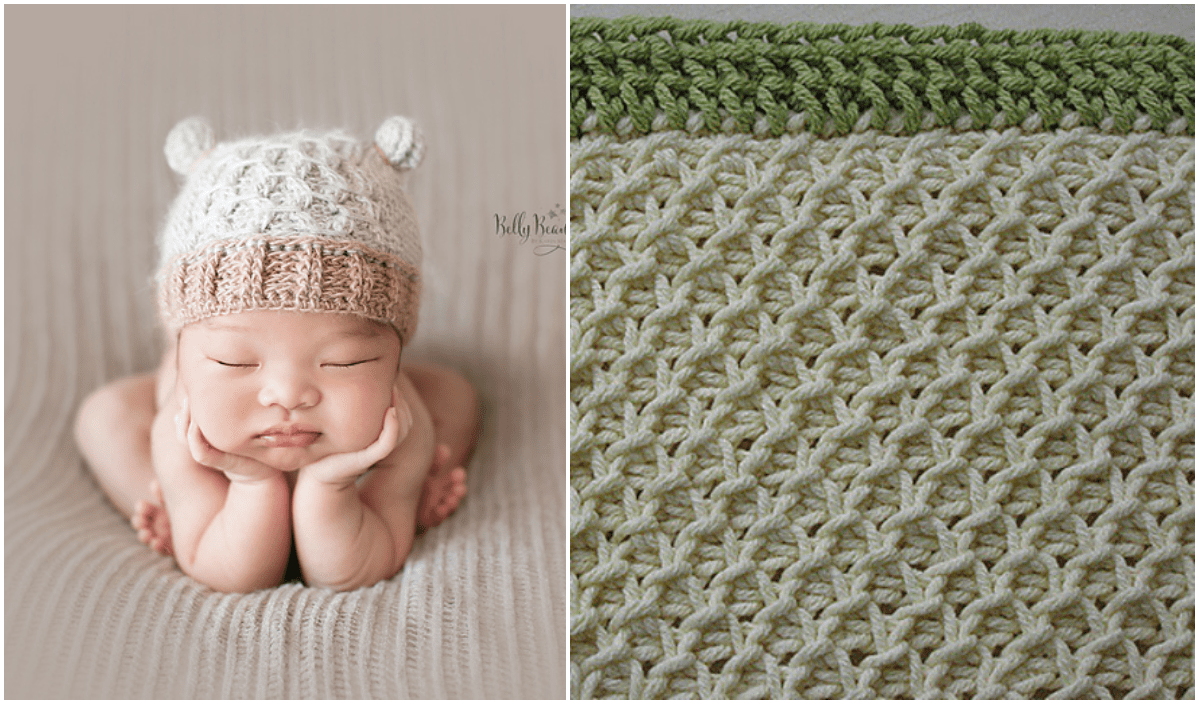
301,391,406,489
176,395,280,485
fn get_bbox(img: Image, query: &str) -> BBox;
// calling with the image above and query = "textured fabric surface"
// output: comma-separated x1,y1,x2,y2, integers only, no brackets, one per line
156,120,425,341
571,17,1195,137
6,6,566,698
159,235,423,345
570,18,1194,699
158,122,423,279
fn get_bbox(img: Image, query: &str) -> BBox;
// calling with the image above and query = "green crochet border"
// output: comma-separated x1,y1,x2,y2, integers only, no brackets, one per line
571,17,1195,138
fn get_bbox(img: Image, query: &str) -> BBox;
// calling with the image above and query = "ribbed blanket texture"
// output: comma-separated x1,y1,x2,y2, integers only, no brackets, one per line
6,7,565,698
569,18,1195,698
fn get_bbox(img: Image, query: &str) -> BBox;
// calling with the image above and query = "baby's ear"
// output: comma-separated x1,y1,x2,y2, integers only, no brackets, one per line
374,116,424,172
164,117,215,176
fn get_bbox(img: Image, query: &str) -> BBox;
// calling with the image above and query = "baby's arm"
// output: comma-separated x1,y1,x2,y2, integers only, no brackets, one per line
292,379,432,591
150,395,292,593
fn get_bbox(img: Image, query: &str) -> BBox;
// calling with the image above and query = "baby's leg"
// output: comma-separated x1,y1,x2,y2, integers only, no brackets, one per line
74,372,173,554
404,362,479,527
75,373,157,518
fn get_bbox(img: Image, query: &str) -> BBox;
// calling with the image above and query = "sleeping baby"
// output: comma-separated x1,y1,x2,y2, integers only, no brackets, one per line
74,117,479,593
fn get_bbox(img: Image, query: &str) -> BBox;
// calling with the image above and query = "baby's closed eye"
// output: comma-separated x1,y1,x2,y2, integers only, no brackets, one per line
322,358,379,368
211,358,257,368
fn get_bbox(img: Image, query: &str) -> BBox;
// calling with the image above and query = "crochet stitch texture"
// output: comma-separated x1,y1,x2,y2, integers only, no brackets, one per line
570,18,1194,699
157,120,424,342
571,18,1195,138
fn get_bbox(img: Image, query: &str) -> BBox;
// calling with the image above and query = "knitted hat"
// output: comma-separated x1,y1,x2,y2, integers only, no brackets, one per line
156,116,425,344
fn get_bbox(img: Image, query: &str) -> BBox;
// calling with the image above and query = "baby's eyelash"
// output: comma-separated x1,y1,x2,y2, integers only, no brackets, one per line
212,359,255,368
207,358,378,368
324,358,378,368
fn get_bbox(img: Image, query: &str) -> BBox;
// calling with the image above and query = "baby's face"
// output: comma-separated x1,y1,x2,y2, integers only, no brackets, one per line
176,311,402,472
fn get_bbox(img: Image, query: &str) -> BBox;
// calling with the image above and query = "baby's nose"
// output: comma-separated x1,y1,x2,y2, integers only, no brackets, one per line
258,369,320,410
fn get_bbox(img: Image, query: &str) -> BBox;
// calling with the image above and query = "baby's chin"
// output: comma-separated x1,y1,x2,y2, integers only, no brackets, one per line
233,425,402,473
250,444,338,473
249,437,381,473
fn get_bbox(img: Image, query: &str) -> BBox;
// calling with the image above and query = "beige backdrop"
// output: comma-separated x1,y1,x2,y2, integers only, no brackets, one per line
5,5,566,698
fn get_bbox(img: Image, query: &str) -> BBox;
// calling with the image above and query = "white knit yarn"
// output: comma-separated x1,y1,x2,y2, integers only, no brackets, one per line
164,117,215,174
374,115,425,171
157,119,423,286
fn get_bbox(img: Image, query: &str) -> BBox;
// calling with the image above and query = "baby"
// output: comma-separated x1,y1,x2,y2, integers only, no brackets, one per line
74,117,479,593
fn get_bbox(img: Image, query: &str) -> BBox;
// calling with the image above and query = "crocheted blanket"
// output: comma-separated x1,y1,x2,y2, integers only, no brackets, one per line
570,18,1194,699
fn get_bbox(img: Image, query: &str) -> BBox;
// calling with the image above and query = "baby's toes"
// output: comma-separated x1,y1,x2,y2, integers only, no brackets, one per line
131,501,151,530
426,497,452,525
137,526,164,554
434,497,456,521
150,479,165,505
417,501,438,529
441,478,466,514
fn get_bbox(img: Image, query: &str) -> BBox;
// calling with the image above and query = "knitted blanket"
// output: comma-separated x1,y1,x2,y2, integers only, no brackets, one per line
570,18,1194,699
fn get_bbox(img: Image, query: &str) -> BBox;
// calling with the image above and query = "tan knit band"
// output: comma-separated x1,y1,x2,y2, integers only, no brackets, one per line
158,235,420,343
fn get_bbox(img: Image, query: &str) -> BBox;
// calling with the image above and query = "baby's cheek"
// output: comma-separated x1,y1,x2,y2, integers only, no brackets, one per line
177,373,237,447
191,396,244,451
336,384,395,448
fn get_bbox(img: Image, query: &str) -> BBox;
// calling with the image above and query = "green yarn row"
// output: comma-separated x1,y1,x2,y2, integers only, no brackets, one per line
571,17,1195,138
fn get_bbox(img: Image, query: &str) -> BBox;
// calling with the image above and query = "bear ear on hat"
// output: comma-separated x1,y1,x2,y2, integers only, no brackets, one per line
164,117,215,175
374,116,424,172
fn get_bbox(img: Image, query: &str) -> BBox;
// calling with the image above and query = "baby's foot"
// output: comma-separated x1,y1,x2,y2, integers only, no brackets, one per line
131,479,173,556
418,444,467,529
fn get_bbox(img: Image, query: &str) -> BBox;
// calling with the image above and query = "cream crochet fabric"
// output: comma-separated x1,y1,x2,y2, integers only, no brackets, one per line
570,19,1194,699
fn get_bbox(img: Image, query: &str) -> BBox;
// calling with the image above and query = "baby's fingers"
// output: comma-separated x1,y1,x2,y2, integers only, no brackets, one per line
304,407,400,485
185,419,225,468
363,405,403,466
185,419,239,473
187,422,275,482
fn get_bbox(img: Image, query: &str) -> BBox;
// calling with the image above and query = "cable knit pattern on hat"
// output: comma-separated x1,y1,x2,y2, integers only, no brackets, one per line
156,119,424,342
